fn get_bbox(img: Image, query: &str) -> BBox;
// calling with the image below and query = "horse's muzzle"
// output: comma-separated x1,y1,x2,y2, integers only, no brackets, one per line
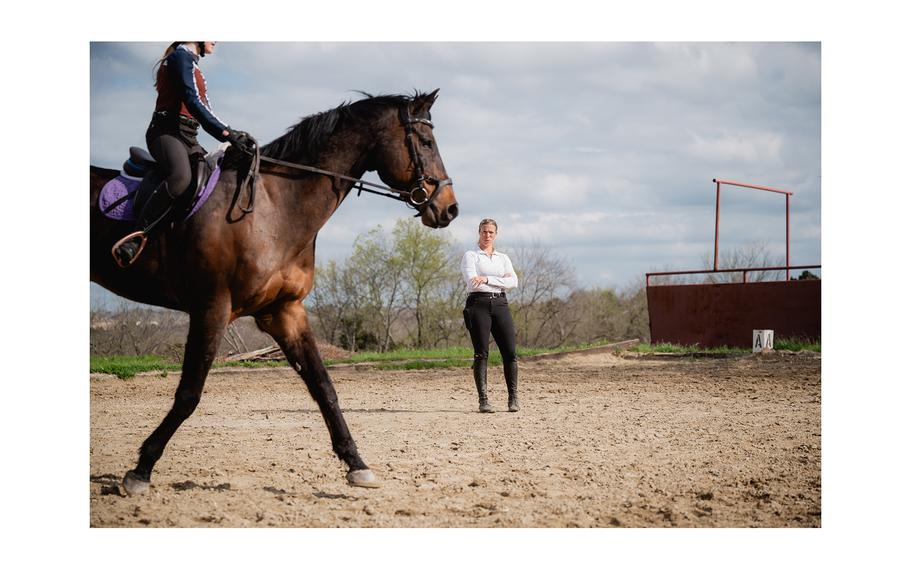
422,199,459,228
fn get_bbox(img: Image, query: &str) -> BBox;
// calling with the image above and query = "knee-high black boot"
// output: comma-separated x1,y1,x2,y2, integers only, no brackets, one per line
473,358,493,413
112,181,176,267
505,360,519,412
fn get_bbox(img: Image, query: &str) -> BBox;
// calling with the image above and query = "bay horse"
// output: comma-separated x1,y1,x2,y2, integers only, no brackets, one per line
90,90,458,493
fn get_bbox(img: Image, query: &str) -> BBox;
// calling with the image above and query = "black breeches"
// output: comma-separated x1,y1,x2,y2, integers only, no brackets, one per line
463,296,517,363
146,134,193,198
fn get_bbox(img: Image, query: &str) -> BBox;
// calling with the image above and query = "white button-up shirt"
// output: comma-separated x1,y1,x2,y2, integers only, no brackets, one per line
460,248,518,293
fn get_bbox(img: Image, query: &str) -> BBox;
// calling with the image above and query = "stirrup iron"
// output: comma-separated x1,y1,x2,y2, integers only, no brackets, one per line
111,231,149,268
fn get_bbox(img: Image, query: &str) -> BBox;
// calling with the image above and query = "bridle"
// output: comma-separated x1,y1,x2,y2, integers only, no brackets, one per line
250,103,453,217
396,105,453,214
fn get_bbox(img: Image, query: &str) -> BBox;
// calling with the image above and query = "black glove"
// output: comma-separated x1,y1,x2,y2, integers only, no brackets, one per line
226,128,255,153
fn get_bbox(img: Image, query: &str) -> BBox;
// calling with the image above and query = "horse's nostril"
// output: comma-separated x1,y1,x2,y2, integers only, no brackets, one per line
447,202,459,220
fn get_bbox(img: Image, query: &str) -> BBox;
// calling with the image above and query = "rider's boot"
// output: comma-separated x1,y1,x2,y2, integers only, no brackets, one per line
112,181,175,268
505,360,520,412
473,358,494,413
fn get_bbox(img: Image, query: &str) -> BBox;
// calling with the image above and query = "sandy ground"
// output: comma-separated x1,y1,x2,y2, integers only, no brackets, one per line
89,350,821,527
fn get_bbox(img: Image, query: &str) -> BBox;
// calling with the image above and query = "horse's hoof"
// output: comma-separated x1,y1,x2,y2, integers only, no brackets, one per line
122,470,150,495
346,469,380,488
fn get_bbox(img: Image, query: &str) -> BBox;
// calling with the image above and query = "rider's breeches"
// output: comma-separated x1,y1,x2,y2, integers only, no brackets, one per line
463,294,517,364
146,134,193,198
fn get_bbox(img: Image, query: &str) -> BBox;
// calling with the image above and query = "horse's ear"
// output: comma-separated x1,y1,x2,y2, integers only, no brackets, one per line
413,88,440,114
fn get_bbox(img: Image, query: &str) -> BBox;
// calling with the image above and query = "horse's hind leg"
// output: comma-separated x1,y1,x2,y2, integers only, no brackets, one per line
256,301,379,488
122,303,231,495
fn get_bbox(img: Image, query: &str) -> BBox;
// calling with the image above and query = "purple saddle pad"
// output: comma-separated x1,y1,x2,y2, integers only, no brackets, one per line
98,164,222,221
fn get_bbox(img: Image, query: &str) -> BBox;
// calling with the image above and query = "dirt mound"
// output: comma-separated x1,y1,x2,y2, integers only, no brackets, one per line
533,351,633,367
315,342,351,360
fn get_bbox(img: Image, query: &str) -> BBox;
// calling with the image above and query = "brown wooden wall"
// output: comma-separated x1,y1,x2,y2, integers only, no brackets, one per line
646,279,821,348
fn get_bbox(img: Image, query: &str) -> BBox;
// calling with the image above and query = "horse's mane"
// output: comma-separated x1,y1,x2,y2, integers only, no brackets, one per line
261,92,429,163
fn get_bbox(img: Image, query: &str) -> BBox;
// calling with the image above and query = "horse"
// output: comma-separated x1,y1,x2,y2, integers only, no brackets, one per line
90,90,458,493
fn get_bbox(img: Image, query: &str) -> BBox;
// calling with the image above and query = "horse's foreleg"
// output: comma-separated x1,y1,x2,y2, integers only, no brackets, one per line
256,301,378,488
122,302,231,495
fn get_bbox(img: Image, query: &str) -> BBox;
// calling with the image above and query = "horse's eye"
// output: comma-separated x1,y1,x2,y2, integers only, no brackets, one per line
421,139,434,149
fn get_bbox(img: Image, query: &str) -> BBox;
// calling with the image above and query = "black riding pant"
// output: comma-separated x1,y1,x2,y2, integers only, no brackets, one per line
463,294,517,364
146,113,205,199
146,134,194,198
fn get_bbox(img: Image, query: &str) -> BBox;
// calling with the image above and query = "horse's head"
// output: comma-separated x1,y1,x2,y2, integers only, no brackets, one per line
373,89,459,228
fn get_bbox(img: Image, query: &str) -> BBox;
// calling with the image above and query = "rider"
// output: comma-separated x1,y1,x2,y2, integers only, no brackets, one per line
113,41,253,267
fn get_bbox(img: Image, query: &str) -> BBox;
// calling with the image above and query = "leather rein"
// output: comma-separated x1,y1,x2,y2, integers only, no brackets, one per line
234,104,452,218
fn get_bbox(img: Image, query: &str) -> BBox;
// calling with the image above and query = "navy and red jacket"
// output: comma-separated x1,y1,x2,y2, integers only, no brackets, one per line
153,44,230,142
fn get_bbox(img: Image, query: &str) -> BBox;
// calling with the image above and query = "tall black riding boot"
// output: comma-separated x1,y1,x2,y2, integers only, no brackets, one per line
505,360,520,412
473,358,493,413
112,181,176,268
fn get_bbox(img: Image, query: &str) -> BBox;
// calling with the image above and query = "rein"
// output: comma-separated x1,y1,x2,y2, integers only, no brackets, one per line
231,103,452,217
258,154,426,205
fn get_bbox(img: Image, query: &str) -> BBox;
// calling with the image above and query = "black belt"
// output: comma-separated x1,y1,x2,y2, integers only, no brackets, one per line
468,292,506,299
153,111,200,130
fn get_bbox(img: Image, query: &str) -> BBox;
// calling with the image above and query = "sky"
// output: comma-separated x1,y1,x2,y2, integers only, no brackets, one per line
90,41,820,307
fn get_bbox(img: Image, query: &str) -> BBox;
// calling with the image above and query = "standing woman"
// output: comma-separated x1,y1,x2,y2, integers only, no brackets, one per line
460,218,520,413
112,41,253,267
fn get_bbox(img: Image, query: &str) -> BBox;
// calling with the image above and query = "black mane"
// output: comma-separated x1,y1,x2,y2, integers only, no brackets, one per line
260,92,427,163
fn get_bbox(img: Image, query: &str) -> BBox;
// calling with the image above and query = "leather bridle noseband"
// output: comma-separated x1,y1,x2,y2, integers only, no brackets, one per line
252,103,453,217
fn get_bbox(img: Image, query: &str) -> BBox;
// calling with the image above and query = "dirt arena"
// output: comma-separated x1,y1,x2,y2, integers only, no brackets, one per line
90,350,821,527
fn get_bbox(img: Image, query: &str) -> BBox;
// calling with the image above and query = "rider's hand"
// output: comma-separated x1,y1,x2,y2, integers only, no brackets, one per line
225,128,255,153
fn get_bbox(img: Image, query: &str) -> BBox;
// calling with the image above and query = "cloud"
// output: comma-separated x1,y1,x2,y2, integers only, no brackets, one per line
686,131,783,163
525,174,593,207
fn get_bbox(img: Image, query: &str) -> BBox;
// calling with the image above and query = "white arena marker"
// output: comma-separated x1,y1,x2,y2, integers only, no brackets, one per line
753,329,774,352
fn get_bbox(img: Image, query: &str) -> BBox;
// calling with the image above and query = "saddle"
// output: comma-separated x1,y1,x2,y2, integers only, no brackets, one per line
99,146,225,223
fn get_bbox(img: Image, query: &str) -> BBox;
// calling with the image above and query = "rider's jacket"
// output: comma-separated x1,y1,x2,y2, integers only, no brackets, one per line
152,44,229,142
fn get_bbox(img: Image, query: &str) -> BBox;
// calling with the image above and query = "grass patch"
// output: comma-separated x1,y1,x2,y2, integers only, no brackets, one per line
630,343,748,354
773,337,821,352
90,338,638,378
89,341,618,377
90,355,178,380
91,338,817,378
631,338,820,354
342,347,474,363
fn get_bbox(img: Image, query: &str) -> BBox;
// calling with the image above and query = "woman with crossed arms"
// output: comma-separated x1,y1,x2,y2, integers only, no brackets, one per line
460,218,520,413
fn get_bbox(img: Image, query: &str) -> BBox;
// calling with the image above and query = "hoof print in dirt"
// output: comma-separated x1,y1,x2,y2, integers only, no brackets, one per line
171,480,231,492
100,484,124,497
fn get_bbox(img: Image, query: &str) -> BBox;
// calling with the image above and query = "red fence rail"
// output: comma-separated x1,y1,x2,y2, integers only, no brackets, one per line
646,265,821,287
712,178,794,280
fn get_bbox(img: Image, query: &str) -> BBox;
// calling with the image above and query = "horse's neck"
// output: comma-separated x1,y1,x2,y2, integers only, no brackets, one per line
273,127,373,232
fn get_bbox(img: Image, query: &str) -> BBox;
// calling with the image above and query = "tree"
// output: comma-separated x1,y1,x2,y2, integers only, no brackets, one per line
392,218,459,348
307,259,352,347
90,301,188,358
419,250,469,347
794,270,820,281
701,241,786,283
505,241,578,346
349,226,404,352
